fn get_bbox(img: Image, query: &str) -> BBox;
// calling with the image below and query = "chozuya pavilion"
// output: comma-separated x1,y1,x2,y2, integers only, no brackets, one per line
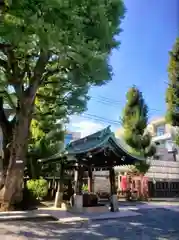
40,126,144,212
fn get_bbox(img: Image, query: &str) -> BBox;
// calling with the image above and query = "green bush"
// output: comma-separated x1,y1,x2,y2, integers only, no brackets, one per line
82,184,88,192
26,178,48,200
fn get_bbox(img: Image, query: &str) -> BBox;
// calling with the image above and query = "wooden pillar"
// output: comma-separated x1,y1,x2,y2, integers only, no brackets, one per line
67,180,73,200
72,163,83,212
109,167,116,195
74,164,84,194
109,167,118,212
54,162,64,208
54,180,63,208
117,174,121,191
78,165,83,195
74,166,79,194
88,166,93,192
51,175,55,198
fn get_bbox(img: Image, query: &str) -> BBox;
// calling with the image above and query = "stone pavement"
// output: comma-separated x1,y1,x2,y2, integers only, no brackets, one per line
39,208,141,222
0,207,141,223
1,201,179,223
0,206,179,239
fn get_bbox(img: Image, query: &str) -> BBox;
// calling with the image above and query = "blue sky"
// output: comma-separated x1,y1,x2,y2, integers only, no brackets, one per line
69,0,178,136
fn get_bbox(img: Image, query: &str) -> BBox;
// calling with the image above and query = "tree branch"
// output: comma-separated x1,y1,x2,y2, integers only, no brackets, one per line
20,59,31,80
25,50,51,102
0,43,11,50
32,50,51,84
3,47,24,100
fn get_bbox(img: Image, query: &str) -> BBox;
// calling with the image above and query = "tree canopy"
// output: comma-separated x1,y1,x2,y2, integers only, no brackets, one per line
0,0,126,136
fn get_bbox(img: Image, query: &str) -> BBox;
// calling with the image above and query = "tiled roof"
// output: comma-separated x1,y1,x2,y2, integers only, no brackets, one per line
66,126,145,162
40,127,145,164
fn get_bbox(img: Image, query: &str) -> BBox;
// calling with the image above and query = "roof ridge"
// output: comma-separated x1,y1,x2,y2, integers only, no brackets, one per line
66,125,111,149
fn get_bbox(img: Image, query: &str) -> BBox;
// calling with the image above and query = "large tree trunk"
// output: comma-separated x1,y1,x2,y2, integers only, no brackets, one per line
0,47,49,211
0,97,13,199
0,100,33,211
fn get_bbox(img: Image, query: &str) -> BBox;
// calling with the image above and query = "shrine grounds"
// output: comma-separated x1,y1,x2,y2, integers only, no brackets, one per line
0,203,179,240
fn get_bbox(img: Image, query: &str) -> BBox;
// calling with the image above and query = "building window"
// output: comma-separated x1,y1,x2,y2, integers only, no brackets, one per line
156,125,165,136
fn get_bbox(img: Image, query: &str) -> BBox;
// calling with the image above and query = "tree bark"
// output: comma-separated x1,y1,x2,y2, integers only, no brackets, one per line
0,97,13,195
0,100,33,211
0,47,50,211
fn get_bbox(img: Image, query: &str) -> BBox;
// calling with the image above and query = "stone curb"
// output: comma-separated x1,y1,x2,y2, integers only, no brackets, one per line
0,209,141,223
0,213,58,222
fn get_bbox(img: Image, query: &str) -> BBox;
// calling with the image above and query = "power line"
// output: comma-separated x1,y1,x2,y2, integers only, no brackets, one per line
72,95,164,126
82,113,122,126
90,95,163,113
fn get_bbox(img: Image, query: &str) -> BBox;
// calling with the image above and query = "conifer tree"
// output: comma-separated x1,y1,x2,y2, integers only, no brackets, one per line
122,86,155,173
166,38,179,126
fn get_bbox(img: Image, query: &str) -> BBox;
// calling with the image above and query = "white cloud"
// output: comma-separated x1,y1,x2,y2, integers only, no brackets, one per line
67,114,119,138
69,118,105,138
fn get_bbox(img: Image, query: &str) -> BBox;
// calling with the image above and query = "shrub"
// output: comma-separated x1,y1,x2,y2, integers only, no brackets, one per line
26,178,48,200
82,184,88,192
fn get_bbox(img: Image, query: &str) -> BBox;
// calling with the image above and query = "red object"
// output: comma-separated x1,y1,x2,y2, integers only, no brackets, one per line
120,175,149,199
121,176,127,191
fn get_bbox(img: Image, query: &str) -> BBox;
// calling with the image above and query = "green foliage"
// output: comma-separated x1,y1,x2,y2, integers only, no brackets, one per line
122,86,155,173
0,0,125,111
26,116,65,178
166,38,179,127
26,178,48,200
82,184,88,192
134,161,150,174
123,87,148,138
0,0,125,171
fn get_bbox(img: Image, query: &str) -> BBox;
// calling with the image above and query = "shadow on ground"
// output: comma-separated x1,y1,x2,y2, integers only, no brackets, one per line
0,208,179,239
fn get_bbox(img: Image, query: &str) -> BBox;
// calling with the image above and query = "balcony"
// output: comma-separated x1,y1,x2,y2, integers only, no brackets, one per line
152,133,172,142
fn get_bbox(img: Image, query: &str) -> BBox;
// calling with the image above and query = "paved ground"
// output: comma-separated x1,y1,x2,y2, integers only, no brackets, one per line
0,205,179,239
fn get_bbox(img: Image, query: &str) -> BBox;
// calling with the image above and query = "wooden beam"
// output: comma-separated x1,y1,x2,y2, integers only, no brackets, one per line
88,166,93,192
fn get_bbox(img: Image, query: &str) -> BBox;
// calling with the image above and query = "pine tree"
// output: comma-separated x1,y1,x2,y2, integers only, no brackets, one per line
122,86,155,173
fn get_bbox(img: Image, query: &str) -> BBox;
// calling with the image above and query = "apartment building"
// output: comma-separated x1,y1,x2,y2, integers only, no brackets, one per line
146,117,178,161
145,117,179,197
